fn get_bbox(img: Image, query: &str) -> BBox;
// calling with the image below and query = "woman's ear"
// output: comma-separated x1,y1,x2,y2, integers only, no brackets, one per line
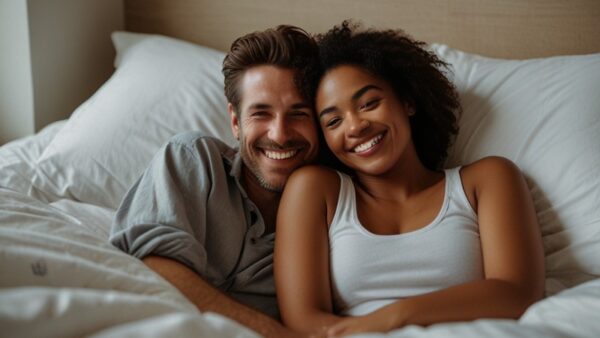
405,101,416,116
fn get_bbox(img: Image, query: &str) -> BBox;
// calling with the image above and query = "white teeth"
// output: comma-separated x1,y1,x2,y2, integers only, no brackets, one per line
264,149,298,160
353,134,383,153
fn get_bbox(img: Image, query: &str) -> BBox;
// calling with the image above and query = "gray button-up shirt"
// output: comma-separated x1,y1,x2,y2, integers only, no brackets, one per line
110,132,278,318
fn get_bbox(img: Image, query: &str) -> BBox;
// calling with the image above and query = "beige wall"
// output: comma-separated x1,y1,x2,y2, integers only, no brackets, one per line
0,0,35,144
0,0,124,144
125,0,600,59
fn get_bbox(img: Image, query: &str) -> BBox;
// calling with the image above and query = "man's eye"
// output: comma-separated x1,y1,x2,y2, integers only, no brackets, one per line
290,111,310,118
252,111,269,117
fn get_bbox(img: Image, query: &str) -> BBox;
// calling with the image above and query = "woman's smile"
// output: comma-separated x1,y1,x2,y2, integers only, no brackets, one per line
350,131,386,155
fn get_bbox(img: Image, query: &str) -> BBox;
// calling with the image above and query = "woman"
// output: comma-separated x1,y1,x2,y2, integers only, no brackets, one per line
274,21,545,337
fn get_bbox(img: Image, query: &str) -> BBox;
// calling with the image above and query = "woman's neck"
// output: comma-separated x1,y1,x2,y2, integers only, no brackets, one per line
354,154,443,203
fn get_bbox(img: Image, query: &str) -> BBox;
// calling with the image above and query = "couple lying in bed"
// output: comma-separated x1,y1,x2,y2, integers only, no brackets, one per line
109,21,544,338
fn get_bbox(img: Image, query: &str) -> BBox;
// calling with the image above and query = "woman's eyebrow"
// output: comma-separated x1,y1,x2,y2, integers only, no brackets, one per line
352,84,383,101
319,106,336,119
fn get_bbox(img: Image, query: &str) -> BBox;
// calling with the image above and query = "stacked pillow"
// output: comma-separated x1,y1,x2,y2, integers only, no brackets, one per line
33,32,235,209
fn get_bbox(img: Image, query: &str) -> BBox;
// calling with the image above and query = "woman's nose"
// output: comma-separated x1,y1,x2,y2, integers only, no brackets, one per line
346,113,370,136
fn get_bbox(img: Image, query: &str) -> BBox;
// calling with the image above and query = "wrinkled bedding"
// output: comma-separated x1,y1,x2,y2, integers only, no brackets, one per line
1,186,599,337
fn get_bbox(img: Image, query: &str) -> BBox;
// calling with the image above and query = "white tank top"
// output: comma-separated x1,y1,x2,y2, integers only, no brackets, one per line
329,168,484,316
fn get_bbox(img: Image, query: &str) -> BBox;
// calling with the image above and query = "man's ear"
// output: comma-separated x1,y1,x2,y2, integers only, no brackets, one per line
228,103,240,139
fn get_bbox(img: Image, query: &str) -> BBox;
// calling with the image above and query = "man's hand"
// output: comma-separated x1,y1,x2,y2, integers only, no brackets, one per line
143,255,291,338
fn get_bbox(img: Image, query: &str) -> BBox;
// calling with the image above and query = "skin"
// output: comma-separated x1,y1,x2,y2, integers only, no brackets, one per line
274,65,545,337
144,65,319,338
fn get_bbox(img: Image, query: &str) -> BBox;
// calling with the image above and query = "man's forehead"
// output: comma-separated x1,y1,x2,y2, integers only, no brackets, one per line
238,65,308,111
239,65,297,93
242,65,295,82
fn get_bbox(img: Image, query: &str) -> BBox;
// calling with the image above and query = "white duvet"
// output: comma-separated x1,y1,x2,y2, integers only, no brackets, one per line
0,187,262,338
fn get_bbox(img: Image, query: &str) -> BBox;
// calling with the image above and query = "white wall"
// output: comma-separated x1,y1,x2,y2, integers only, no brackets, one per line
0,0,35,144
0,0,124,144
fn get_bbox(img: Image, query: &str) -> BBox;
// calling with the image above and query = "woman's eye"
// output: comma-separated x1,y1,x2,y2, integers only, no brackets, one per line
325,117,341,128
359,99,381,111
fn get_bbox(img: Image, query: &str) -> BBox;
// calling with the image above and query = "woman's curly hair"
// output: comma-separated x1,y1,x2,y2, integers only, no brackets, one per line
305,21,461,171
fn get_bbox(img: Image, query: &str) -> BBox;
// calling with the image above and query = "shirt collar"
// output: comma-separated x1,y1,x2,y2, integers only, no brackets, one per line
227,147,271,238
227,147,250,200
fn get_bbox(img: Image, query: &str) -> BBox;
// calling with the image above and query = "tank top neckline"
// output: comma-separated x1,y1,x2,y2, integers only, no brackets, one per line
344,168,455,239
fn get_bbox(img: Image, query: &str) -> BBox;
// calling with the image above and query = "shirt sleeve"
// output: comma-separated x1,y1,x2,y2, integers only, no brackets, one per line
109,136,214,276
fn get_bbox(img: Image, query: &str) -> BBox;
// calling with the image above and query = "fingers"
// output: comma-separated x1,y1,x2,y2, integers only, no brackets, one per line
309,325,335,338
326,323,348,338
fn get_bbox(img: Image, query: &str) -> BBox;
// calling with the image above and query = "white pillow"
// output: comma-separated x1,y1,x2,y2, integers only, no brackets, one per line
0,120,65,200
432,44,600,293
34,32,234,209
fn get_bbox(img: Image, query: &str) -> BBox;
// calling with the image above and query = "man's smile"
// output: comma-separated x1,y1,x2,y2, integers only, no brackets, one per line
263,149,300,160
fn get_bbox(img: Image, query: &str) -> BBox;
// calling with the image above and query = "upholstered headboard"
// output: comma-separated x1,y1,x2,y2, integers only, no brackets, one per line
123,0,600,59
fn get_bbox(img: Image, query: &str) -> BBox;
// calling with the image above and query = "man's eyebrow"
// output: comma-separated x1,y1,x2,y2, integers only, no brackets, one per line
247,103,310,110
248,103,272,110
319,85,383,119
291,102,311,110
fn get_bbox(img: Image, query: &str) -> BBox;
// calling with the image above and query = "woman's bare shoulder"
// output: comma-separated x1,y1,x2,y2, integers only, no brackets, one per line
287,165,342,190
459,156,528,210
460,156,523,183
283,165,342,218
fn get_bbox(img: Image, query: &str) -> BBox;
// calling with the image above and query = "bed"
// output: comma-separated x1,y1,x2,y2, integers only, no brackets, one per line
1,0,600,337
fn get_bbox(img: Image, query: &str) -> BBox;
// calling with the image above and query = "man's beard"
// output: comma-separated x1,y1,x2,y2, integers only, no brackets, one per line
241,151,284,192
238,128,310,192
238,135,285,193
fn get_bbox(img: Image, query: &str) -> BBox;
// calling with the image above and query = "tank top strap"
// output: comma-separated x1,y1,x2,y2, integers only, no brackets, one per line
444,167,461,195
329,171,357,235
444,166,478,218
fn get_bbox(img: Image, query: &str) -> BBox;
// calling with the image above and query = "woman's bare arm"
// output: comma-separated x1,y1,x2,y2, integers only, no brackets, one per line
275,166,343,334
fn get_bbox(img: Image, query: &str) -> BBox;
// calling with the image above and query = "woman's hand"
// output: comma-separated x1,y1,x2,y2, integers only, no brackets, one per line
324,304,404,337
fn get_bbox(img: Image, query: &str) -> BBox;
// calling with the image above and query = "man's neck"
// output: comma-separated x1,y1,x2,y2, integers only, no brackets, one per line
241,167,282,234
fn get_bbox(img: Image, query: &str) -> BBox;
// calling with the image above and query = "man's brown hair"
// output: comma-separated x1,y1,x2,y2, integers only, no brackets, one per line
222,25,318,116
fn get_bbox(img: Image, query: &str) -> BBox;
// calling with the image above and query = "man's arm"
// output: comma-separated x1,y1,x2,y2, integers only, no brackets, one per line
143,255,303,338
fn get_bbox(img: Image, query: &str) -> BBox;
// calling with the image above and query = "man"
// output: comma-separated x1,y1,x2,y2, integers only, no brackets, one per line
109,25,319,338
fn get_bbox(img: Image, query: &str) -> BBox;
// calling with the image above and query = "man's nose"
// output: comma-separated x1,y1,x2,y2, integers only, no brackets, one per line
268,116,292,146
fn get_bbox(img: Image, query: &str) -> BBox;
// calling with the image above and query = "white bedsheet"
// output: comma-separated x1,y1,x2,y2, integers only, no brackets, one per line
1,187,599,337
